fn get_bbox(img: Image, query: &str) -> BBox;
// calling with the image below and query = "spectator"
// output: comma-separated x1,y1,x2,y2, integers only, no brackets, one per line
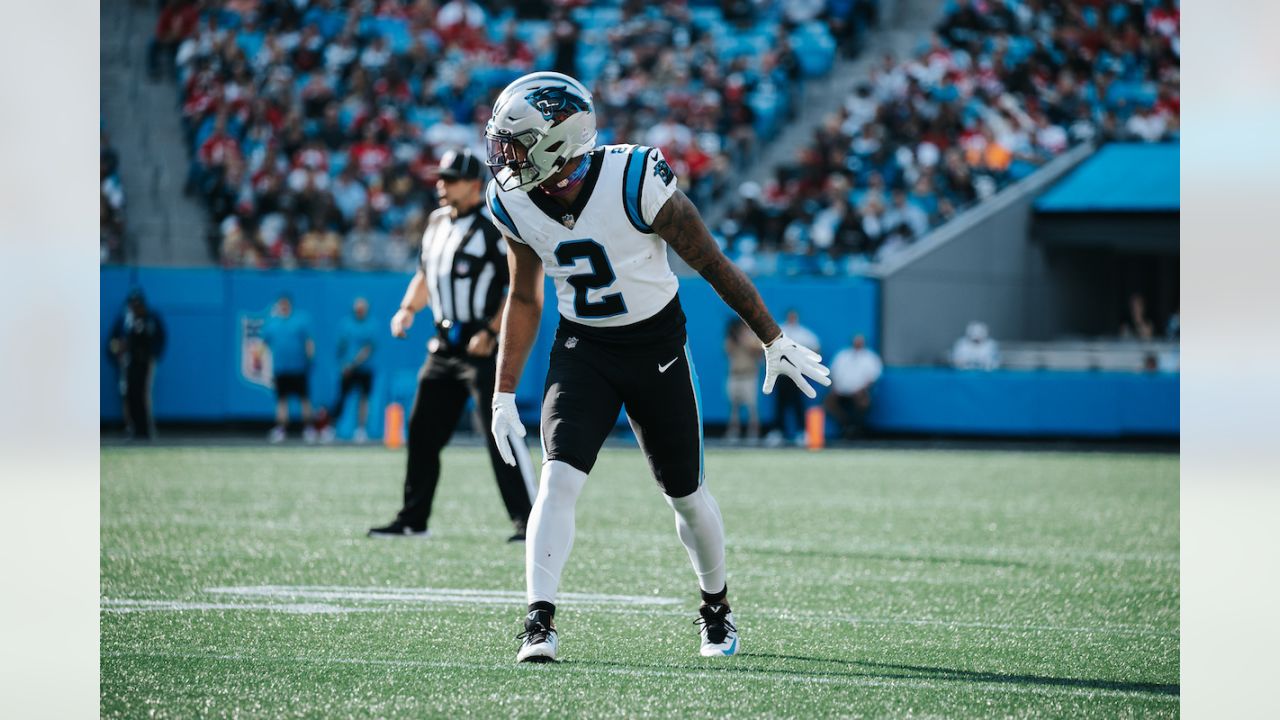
1122,292,1156,341
148,0,199,81
101,132,126,263
108,290,167,440
718,0,1179,273
550,8,581,79
329,297,376,443
767,309,821,445
1126,105,1169,143
951,322,1000,370
824,334,881,439
260,294,317,443
723,319,762,442
343,207,392,270
174,0,838,270
882,188,929,240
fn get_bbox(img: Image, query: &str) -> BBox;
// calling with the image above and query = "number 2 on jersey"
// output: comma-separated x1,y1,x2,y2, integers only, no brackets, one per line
554,239,627,319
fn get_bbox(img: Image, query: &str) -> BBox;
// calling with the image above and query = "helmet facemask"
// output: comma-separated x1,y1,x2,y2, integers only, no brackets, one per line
485,128,546,191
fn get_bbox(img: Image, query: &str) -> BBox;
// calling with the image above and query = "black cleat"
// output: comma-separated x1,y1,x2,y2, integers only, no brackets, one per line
516,609,558,663
695,603,739,657
367,521,430,539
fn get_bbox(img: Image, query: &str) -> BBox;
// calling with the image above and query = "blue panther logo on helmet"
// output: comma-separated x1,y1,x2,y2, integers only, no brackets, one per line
524,85,591,125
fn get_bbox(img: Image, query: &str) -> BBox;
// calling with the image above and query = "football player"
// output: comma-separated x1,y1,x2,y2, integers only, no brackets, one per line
483,72,830,663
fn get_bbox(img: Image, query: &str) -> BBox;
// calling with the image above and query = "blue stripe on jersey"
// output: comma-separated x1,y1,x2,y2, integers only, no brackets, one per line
487,183,522,242
622,146,652,234
683,342,705,484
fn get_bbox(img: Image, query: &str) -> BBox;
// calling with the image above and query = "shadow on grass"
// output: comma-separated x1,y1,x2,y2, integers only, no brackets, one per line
558,653,1177,698
738,546,1035,569
740,653,1179,697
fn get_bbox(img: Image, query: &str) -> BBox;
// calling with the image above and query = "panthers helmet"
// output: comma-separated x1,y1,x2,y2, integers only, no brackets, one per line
485,71,597,192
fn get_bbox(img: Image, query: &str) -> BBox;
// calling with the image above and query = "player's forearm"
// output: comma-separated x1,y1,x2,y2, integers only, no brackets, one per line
700,256,780,344
487,297,508,335
653,192,781,343
495,292,540,393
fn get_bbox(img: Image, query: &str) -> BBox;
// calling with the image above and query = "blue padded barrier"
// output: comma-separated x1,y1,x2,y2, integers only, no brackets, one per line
867,367,1179,437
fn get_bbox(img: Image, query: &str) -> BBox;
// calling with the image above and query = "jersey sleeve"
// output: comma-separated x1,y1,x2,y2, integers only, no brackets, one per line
485,179,525,245
622,145,679,233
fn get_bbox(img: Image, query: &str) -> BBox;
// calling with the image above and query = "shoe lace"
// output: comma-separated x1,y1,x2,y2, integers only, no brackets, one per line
694,604,736,645
517,616,552,645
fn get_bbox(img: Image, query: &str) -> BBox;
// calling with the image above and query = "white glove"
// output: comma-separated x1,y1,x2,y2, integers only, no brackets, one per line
762,333,832,399
490,391,526,466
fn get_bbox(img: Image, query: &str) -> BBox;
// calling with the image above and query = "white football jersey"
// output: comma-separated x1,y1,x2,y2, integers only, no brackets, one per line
485,144,680,327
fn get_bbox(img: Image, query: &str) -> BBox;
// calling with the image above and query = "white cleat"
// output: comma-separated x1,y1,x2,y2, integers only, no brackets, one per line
268,425,286,444
516,610,558,663
697,604,739,657
353,427,369,444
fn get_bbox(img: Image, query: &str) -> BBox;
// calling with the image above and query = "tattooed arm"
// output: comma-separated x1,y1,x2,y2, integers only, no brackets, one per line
651,190,781,344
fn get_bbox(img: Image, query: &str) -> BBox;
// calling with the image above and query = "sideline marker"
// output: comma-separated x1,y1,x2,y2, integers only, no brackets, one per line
805,406,825,451
384,402,405,449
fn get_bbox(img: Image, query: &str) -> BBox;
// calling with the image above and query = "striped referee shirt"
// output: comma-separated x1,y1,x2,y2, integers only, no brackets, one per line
419,204,509,328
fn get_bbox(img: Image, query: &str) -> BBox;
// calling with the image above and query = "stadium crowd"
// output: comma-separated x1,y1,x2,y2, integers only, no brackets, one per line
716,0,1180,275
102,130,127,264
165,0,862,270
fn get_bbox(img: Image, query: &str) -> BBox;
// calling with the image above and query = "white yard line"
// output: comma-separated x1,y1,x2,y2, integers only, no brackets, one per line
100,584,1177,638
205,585,681,606
100,599,367,614
100,650,1178,703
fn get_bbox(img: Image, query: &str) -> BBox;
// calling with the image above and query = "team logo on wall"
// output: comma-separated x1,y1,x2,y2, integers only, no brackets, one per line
239,311,273,389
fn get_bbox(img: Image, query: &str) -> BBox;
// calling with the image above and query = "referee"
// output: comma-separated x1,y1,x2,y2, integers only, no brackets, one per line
369,148,535,541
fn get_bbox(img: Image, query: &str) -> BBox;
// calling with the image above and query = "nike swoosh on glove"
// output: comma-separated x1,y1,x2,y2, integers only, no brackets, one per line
490,391,526,466
762,333,832,399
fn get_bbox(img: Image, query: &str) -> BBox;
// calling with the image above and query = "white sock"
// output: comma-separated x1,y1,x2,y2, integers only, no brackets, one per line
526,460,588,606
666,485,727,596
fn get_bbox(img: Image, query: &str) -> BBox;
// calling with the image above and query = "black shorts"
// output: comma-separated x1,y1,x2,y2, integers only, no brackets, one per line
342,369,373,395
274,372,309,398
540,296,703,498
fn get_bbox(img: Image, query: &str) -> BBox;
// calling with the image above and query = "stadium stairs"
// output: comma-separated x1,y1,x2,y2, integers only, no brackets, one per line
873,143,1098,365
101,0,209,266
700,0,947,229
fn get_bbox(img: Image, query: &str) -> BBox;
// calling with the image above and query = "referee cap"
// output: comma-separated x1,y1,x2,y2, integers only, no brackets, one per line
438,147,483,181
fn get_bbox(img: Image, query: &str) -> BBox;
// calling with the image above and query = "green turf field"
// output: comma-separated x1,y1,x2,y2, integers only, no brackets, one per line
101,445,1178,718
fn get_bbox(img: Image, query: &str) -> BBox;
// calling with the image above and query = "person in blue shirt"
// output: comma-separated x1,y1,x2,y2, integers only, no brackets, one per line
260,294,316,443
329,297,376,443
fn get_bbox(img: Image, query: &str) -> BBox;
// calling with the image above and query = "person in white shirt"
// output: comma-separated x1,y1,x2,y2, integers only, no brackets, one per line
951,322,999,370
824,334,883,439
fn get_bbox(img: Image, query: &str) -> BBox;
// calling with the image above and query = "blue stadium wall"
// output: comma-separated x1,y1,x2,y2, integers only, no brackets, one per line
100,268,1176,438
99,268,879,435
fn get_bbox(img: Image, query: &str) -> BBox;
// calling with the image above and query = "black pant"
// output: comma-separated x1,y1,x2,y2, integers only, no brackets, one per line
396,351,533,530
773,380,807,438
121,361,156,439
332,369,373,422
541,326,703,498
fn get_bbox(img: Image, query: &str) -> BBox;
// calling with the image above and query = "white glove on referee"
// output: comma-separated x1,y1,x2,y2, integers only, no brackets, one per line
490,391,526,466
762,333,832,399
